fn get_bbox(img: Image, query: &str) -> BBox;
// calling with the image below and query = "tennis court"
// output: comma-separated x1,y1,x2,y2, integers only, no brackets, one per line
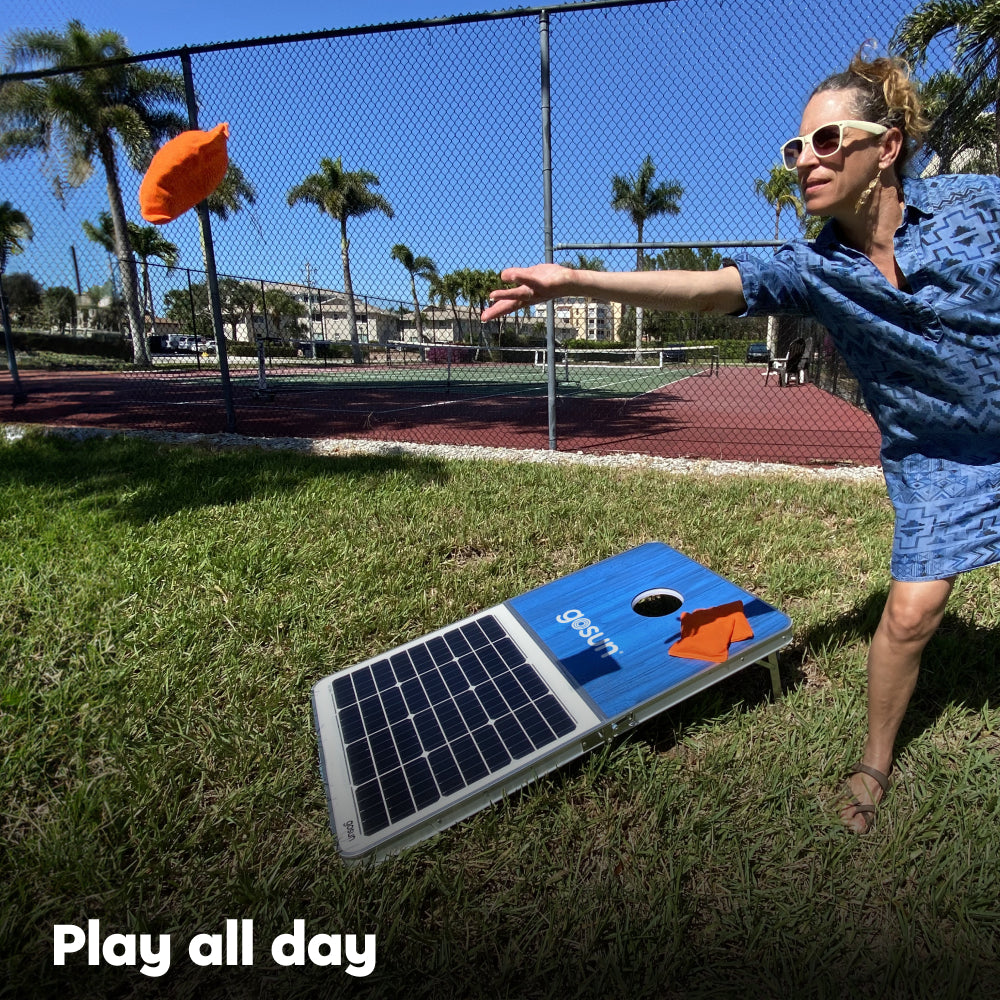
224,343,721,407
3,353,881,467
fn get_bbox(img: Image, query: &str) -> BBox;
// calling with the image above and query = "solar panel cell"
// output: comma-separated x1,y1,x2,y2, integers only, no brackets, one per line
445,630,472,658
535,694,576,737
372,659,396,691
390,650,416,682
427,636,451,666
474,679,508,720
511,663,548,701
355,779,390,833
381,768,416,823
514,702,556,749
413,709,446,751
458,651,489,687
471,725,512,771
494,714,535,759
381,686,409,724
428,746,465,795
436,700,467,742
353,668,377,701
346,738,377,785
494,672,530,710
332,674,356,707
401,677,430,714
359,694,388,734
369,728,400,775
455,690,488,731
451,734,488,783
391,718,423,763
460,620,490,650
440,660,469,696
337,702,366,744
421,670,450,707
404,757,440,810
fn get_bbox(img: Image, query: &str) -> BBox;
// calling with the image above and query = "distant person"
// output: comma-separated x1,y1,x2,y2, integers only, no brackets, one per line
482,47,1000,833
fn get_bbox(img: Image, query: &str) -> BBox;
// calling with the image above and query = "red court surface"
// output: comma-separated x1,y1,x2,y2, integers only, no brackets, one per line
1,365,881,467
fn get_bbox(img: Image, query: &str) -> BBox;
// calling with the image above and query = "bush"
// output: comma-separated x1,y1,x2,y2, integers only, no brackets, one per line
12,329,132,361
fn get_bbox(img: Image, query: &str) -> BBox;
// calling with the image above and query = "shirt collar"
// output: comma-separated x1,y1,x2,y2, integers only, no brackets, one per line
900,176,934,220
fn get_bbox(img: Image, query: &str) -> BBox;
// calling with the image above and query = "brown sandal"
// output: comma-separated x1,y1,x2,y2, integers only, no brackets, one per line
843,762,892,833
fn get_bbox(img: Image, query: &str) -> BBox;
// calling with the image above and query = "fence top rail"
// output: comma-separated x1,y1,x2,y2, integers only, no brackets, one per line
555,241,785,251
1,0,670,82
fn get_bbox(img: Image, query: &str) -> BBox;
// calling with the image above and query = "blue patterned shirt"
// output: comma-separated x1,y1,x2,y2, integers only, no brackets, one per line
729,173,1000,580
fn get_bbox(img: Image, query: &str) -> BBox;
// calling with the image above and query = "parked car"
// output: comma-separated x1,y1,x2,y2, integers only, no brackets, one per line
662,343,687,363
745,341,771,364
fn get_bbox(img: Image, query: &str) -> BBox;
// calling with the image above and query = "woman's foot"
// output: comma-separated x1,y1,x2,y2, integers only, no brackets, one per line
839,762,892,833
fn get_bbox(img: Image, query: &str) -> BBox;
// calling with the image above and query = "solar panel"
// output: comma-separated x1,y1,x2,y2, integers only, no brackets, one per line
313,542,793,863
331,614,583,838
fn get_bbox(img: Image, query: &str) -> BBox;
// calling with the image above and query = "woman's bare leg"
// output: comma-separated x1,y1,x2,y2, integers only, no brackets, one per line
841,576,955,832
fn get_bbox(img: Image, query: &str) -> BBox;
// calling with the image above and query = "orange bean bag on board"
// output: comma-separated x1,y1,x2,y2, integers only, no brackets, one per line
139,123,230,224
668,600,754,663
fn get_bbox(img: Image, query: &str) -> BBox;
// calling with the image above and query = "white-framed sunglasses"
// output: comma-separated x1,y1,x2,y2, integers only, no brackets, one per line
781,120,888,169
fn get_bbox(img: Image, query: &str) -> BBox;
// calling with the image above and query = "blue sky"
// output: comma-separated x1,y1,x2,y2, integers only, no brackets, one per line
1,0,526,52
2,1,952,315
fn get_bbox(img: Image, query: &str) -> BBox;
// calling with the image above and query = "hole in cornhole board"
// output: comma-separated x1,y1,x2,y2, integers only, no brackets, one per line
631,588,683,617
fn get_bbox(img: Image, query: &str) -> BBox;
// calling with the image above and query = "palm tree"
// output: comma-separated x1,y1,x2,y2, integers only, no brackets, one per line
217,277,261,342
82,211,178,340
206,163,257,221
261,288,305,344
611,155,683,358
391,244,437,343
0,201,32,401
129,224,179,339
429,270,464,341
754,165,805,241
893,0,1000,173
917,69,995,173
287,157,394,363
754,165,805,357
0,22,187,367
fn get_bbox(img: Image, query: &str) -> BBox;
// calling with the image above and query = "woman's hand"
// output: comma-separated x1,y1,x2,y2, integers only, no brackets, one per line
480,264,574,322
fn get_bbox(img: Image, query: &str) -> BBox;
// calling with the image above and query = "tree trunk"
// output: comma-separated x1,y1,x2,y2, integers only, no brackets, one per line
0,267,26,403
141,260,159,338
98,134,149,366
410,274,423,343
340,216,361,364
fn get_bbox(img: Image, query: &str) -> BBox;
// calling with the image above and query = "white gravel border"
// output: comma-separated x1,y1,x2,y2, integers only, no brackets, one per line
2,422,884,484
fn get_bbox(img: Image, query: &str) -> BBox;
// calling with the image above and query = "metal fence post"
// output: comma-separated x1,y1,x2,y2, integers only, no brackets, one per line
181,48,237,432
539,10,556,451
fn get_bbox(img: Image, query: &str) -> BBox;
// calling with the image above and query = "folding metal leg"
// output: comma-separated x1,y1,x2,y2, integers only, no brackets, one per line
763,652,782,700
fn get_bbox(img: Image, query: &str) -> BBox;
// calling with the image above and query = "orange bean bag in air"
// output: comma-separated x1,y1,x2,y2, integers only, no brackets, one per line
668,600,754,663
139,123,230,224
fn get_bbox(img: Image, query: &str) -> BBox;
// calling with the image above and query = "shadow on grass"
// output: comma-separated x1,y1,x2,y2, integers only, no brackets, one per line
0,431,450,524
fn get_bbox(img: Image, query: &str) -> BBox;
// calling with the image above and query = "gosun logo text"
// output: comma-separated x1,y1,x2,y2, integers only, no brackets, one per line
555,609,620,659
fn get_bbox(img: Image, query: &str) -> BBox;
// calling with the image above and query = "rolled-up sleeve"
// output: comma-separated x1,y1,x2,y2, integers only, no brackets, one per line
722,247,810,318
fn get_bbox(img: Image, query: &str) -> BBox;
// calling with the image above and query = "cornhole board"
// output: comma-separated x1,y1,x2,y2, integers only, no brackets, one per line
312,541,792,863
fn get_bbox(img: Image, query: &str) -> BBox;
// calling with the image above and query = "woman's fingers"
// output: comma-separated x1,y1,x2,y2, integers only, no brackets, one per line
480,264,568,321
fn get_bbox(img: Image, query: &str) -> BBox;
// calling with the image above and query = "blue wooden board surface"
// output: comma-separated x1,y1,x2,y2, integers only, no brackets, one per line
507,542,791,720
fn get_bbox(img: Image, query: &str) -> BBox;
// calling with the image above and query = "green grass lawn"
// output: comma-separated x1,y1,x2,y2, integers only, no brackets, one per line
3,428,1000,999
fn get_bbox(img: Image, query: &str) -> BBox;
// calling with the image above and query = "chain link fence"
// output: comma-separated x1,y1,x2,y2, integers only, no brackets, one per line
1,0,938,463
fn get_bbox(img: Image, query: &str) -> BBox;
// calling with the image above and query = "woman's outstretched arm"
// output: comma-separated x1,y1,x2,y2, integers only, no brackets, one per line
481,262,747,322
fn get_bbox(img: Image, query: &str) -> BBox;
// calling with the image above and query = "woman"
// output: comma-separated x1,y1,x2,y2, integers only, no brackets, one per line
482,50,1000,833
